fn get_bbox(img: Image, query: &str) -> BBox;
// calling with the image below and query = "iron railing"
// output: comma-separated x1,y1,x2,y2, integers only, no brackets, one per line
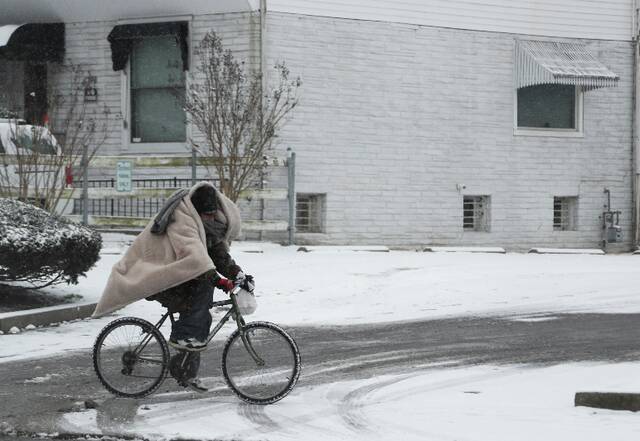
72,177,218,217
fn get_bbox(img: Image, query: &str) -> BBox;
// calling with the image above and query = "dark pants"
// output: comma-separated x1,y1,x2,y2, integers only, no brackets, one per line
170,279,214,342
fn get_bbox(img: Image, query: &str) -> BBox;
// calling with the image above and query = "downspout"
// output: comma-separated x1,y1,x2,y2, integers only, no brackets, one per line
633,2,640,248
259,0,267,237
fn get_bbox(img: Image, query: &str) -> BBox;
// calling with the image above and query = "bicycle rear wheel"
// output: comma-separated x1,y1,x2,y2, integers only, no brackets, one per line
93,317,170,398
222,321,301,404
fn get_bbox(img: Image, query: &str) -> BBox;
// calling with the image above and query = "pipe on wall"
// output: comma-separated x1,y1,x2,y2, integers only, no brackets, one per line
633,1,640,248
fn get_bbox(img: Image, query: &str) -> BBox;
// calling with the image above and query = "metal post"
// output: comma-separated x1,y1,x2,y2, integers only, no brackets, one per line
191,146,197,186
287,149,296,245
81,144,89,225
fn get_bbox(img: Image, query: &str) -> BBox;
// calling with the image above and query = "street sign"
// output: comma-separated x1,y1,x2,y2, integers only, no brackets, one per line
116,160,133,192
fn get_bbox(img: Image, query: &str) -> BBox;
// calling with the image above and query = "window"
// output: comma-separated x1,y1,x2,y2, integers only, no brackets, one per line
463,196,490,232
11,133,56,155
516,84,582,134
553,197,578,231
296,193,326,233
130,36,186,143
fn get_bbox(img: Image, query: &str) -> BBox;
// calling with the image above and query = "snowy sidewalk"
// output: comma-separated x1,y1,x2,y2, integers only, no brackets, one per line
2,234,640,362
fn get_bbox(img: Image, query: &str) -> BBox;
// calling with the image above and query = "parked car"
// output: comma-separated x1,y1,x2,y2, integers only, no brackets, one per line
0,118,66,210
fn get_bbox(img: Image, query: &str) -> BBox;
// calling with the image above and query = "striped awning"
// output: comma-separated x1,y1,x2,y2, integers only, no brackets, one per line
515,40,619,90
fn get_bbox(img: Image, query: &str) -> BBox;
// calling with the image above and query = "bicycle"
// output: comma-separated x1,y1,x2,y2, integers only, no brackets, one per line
92,286,301,404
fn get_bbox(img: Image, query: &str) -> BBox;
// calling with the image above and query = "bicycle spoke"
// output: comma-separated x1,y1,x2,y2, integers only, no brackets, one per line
94,318,169,398
223,323,300,403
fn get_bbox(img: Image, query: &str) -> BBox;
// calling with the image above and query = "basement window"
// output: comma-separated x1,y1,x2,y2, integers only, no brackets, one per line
296,193,326,233
553,196,578,231
463,195,490,232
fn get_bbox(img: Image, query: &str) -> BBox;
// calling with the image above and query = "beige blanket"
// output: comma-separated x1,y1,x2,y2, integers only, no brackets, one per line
92,182,241,317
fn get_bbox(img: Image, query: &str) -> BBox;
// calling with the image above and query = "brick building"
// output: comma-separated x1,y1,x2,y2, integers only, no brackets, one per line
0,0,637,250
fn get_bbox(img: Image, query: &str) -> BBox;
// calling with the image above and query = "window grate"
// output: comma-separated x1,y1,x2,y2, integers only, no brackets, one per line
296,193,326,233
553,196,578,231
463,196,490,232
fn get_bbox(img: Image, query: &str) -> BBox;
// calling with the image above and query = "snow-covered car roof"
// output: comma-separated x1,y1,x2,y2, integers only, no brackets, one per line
0,121,59,155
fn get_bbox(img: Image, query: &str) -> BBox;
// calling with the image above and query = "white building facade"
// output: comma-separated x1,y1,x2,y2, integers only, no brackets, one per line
0,0,637,250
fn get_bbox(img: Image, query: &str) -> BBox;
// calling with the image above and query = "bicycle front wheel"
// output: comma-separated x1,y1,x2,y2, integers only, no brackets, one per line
222,321,301,404
93,317,170,398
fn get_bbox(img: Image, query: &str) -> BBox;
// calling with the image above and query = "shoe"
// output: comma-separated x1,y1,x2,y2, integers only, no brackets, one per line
185,377,208,393
169,337,207,352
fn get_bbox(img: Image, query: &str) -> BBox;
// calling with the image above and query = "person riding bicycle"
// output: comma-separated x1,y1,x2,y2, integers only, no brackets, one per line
157,183,254,352
93,181,254,391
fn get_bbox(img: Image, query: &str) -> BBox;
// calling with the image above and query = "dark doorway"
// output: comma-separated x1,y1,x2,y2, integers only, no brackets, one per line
23,62,47,125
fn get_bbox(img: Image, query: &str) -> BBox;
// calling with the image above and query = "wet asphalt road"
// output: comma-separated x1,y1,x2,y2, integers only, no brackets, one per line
1,312,639,439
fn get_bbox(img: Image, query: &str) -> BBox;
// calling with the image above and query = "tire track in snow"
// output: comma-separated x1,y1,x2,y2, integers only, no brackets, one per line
236,402,282,431
336,367,529,441
338,375,413,432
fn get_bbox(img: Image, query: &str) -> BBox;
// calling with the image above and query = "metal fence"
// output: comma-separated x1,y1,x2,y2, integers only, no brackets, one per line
72,177,218,217
66,152,297,243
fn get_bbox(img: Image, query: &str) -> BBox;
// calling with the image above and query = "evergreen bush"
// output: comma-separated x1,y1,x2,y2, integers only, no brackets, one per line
0,198,102,287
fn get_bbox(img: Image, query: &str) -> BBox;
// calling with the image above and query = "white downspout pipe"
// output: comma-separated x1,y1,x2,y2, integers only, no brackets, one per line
633,1,640,249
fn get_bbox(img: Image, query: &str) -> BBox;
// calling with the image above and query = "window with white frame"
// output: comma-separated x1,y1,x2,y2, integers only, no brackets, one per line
296,193,326,233
463,195,490,232
516,84,581,132
130,36,186,143
553,196,578,231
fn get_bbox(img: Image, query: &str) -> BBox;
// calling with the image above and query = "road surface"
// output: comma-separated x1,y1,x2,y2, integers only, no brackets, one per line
1,312,639,439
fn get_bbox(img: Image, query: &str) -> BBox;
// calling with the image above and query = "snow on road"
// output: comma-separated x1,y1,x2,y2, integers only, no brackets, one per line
3,234,640,440
2,234,640,362
61,362,640,441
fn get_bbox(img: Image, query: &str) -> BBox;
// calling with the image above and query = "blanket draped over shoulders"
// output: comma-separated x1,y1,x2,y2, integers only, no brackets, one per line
92,182,241,317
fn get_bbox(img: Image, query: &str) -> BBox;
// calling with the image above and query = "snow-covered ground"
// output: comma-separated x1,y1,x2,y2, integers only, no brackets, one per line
2,233,640,362
3,234,640,439
61,362,640,441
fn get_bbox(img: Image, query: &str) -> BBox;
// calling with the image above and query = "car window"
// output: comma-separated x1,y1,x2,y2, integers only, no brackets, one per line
11,134,56,155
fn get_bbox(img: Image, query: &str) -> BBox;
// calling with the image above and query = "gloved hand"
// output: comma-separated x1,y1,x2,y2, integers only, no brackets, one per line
234,271,255,293
214,276,234,293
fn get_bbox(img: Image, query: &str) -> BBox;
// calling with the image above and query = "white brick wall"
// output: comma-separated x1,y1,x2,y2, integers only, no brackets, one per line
46,11,635,249
266,13,634,250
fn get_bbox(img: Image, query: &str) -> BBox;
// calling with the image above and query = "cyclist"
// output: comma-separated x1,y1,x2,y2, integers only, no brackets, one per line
161,184,252,350
154,183,254,391
93,181,253,392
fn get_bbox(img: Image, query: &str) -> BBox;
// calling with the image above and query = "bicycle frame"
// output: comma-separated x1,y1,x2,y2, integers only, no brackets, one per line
134,287,265,366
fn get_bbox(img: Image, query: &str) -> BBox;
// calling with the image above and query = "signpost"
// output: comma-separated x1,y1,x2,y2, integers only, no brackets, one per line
116,160,133,192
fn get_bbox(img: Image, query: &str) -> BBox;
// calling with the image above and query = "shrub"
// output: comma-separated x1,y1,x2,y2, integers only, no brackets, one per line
0,198,102,287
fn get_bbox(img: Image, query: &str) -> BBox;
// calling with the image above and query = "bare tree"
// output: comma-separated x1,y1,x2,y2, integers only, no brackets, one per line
183,31,300,201
0,63,111,214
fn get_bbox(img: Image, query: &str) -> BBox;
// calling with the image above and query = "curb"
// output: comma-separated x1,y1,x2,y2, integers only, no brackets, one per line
296,245,390,253
528,248,605,255
423,246,506,253
575,392,640,412
0,302,97,333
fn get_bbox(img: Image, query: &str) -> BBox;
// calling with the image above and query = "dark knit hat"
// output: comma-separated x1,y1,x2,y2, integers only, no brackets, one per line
190,185,217,214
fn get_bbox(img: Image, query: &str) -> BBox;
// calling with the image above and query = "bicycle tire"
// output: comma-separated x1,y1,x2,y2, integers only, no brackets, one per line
93,317,170,399
222,321,301,405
